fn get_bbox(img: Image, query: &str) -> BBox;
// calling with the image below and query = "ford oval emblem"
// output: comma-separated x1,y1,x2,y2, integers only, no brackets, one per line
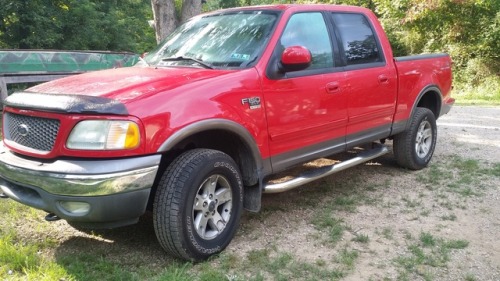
17,124,30,137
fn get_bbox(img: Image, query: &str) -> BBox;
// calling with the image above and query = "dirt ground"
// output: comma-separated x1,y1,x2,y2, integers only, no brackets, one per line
5,106,499,280
230,105,500,280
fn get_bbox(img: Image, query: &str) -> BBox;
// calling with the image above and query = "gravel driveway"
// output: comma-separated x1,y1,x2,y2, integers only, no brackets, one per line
230,105,500,280
436,106,500,161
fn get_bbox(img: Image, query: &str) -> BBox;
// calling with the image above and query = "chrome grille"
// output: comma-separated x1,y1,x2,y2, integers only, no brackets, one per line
4,112,60,152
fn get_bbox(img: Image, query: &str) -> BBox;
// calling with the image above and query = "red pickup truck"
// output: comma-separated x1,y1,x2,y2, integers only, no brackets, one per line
0,4,453,260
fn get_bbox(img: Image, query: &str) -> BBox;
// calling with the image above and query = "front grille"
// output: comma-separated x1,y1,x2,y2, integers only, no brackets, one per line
4,112,60,152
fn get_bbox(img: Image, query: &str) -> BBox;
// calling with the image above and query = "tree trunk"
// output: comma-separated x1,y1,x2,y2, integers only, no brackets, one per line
180,0,202,23
151,0,177,43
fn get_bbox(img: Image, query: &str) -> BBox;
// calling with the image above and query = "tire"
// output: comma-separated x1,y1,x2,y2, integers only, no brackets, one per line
393,107,437,170
153,149,243,261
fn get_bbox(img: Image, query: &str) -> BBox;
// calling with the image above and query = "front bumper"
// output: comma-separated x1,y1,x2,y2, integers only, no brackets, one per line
0,144,161,228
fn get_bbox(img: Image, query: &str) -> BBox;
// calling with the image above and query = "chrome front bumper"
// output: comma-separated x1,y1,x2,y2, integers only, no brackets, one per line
0,144,161,227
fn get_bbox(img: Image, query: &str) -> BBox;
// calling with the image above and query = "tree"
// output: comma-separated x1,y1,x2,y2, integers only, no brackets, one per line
0,0,65,49
151,0,202,43
0,0,156,53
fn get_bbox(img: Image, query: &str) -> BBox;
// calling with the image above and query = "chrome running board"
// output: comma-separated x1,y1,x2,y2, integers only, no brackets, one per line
263,144,389,194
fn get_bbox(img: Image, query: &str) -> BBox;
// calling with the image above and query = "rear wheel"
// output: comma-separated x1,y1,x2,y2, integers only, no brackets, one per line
153,149,243,261
393,107,437,170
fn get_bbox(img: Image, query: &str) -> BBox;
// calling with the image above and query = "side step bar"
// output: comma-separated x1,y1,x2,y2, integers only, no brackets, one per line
263,144,389,194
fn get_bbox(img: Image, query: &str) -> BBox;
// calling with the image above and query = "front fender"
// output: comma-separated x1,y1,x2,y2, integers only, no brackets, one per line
156,119,270,175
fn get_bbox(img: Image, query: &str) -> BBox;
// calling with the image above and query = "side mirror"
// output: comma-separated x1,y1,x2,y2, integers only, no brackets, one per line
279,46,312,72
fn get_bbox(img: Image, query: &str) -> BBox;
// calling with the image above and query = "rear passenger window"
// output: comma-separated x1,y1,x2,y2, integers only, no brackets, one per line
332,13,383,65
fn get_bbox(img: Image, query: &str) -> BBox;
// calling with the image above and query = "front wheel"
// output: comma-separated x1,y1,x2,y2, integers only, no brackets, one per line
153,149,243,261
393,107,437,170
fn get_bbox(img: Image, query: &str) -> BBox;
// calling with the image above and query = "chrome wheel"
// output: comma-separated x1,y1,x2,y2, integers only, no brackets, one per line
192,174,232,240
415,120,433,159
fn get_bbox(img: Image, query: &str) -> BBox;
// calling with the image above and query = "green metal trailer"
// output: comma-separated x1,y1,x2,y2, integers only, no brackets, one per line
0,50,139,101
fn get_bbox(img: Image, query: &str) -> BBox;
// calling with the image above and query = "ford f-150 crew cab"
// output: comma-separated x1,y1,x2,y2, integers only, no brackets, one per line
0,4,453,261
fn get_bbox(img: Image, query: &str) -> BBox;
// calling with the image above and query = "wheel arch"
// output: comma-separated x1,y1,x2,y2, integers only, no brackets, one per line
412,85,443,120
155,119,267,211
402,85,442,133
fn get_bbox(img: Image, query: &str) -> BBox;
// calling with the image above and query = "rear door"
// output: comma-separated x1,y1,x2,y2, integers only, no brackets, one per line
261,12,348,171
331,13,397,148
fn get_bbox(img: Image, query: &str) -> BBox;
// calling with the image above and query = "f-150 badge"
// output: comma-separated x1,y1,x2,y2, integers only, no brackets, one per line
241,97,261,109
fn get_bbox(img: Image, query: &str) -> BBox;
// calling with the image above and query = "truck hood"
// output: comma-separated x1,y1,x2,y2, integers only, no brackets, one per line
27,66,233,103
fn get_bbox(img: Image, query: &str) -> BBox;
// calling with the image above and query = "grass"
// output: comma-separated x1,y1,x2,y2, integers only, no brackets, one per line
352,234,370,244
0,229,71,281
453,77,500,106
336,248,359,269
332,196,358,212
0,150,497,280
0,200,355,281
239,248,347,280
381,227,393,240
394,232,469,280
311,207,346,245
440,214,457,221
417,155,500,203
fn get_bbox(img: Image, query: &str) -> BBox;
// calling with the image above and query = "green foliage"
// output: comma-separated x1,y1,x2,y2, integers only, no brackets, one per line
395,232,469,279
1,0,498,99
204,0,499,102
336,248,359,269
374,0,499,102
0,230,72,280
312,211,345,244
0,0,156,53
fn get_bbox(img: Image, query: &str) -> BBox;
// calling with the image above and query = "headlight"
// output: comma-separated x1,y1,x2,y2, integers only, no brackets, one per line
67,120,140,150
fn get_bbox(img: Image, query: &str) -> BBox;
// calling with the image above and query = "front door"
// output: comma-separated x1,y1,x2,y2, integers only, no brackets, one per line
261,12,348,171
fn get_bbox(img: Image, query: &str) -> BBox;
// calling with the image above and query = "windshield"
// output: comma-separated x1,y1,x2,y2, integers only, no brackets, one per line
143,11,278,69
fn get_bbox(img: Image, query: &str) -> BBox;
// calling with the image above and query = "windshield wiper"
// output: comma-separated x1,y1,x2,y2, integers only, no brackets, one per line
162,56,213,69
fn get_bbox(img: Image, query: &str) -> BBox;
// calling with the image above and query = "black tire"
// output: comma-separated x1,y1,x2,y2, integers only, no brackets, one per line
393,107,437,170
153,149,243,261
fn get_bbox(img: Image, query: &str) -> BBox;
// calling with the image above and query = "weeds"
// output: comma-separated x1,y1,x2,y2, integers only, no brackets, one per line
0,230,70,280
336,248,359,269
417,156,500,208
381,227,393,240
440,214,457,221
395,232,469,280
312,210,345,244
0,143,497,281
352,234,370,244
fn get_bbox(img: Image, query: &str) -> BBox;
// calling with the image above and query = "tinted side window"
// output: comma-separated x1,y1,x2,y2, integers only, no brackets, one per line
280,13,333,69
332,13,382,65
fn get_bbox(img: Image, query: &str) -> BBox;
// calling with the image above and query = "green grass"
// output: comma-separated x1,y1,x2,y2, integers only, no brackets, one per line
440,214,457,221
394,232,469,280
381,227,393,240
1,151,496,280
453,76,500,106
417,156,499,203
464,273,478,281
352,233,370,244
311,211,345,244
238,248,347,281
0,230,72,281
332,196,358,212
336,248,359,269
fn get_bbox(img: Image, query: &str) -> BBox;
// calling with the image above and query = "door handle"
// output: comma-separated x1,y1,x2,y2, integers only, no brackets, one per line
378,75,389,85
326,82,341,94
